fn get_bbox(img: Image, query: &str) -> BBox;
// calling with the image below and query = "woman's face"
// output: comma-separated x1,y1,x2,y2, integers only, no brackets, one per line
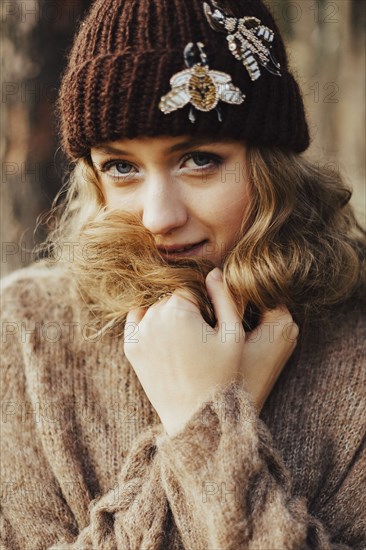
90,136,251,267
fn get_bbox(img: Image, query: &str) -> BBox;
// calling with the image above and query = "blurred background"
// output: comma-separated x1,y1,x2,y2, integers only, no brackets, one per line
1,0,365,276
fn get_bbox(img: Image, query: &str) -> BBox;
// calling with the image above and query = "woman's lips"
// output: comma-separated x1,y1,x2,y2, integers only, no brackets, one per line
158,240,208,258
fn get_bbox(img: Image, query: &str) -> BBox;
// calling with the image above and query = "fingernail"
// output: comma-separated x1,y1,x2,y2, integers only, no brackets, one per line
210,268,222,281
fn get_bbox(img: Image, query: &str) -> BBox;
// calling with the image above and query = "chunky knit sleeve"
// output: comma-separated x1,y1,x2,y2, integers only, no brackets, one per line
0,267,175,550
156,377,366,549
47,432,169,549
1,372,168,550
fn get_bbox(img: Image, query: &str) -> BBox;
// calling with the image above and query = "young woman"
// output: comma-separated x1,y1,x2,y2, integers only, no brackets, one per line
1,0,365,548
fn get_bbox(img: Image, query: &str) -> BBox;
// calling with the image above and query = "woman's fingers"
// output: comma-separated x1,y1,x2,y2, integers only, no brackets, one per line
242,306,299,411
205,268,245,329
258,306,299,345
147,289,202,319
127,290,202,335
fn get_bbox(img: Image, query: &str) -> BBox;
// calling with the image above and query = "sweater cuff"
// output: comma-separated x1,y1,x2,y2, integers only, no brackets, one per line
155,380,258,468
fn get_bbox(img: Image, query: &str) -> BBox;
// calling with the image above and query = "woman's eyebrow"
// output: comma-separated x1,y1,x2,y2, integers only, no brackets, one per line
92,138,226,157
93,145,132,156
166,138,223,154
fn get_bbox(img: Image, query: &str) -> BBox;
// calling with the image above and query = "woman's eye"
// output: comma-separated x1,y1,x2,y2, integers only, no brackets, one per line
181,152,222,170
100,160,136,178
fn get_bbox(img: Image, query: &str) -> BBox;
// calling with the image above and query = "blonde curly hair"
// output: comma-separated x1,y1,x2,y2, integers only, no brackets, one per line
39,143,365,335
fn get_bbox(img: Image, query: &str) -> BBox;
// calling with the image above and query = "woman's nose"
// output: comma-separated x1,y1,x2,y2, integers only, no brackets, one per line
141,179,188,235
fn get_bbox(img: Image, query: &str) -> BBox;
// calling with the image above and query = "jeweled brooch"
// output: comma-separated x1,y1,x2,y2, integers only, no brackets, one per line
203,1,282,81
159,42,245,123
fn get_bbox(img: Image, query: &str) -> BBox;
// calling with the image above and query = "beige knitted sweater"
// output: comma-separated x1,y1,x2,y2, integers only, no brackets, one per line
1,262,365,550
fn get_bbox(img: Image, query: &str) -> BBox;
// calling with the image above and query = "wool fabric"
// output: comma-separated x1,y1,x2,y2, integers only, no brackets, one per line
58,0,311,160
1,261,365,548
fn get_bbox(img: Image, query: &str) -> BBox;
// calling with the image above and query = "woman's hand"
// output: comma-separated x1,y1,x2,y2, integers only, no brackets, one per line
124,268,298,437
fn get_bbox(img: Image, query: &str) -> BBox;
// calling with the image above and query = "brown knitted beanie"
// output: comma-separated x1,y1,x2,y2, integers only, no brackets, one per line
58,0,311,160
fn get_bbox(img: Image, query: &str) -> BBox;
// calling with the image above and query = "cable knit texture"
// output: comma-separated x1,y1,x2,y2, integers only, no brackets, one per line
58,0,311,160
1,262,365,549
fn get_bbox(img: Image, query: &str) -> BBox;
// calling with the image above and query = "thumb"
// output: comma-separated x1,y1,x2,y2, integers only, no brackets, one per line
205,268,244,328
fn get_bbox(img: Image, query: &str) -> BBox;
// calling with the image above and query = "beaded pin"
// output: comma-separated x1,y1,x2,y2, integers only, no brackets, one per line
159,42,245,123
203,0,282,81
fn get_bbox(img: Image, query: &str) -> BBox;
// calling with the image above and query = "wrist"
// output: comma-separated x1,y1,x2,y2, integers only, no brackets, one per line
161,403,203,438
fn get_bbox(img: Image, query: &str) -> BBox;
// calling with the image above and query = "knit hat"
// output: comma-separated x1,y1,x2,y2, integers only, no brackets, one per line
58,0,310,160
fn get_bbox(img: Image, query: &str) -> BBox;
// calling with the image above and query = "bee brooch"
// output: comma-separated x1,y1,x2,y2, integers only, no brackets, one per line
203,0,282,81
159,41,245,123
